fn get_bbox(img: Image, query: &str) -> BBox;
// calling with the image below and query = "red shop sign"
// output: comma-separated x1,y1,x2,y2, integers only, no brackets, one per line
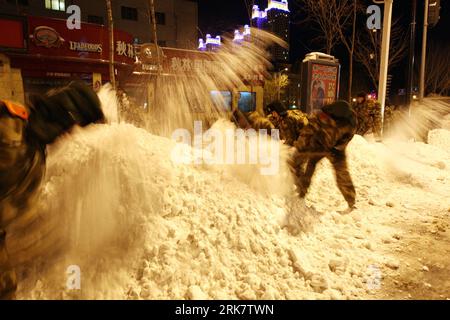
27,16,134,64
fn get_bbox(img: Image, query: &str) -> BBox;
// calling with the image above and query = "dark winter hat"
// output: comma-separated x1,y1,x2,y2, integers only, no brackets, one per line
266,101,287,116
322,100,356,127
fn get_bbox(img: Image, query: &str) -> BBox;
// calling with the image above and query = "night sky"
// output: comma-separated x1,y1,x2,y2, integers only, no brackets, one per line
197,0,449,93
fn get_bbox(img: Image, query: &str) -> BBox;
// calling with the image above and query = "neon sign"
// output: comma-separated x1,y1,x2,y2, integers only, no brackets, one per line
205,34,221,46
252,0,289,19
267,0,289,12
233,25,251,42
198,34,221,51
252,5,268,19
198,38,206,50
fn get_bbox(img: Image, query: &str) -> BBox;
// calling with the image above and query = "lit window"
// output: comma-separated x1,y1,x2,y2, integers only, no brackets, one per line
45,0,65,11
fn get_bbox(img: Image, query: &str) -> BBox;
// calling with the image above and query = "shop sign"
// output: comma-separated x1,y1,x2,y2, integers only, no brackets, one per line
31,26,64,48
69,41,102,53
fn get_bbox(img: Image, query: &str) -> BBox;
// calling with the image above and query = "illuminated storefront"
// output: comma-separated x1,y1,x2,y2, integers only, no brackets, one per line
132,44,264,114
1,15,135,97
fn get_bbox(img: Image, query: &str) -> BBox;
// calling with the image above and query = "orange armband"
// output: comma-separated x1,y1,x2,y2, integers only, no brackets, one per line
1,100,29,120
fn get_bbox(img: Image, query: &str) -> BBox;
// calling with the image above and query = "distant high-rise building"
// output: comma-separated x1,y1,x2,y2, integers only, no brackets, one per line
251,0,290,67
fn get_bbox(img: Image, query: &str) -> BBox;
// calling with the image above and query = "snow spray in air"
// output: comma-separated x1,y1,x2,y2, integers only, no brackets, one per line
7,29,304,299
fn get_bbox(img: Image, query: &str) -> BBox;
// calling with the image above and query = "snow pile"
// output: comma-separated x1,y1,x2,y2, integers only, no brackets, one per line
14,120,450,300
440,114,450,130
428,129,450,153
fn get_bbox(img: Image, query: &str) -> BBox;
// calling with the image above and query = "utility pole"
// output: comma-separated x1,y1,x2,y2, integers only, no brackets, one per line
149,0,161,74
406,0,417,108
419,0,429,101
374,0,393,133
348,0,357,102
106,0,116,90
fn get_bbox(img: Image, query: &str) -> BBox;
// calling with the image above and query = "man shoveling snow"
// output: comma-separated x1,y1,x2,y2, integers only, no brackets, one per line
0,82,104,299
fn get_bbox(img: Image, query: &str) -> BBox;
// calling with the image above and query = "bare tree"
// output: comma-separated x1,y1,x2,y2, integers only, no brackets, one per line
264,73,289,103
296,0,353,55
354,19,408,91
425,41,450,96
333,0,364,101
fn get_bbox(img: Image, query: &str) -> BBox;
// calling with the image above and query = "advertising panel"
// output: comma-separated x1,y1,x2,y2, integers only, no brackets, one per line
0,15,26,51
310,63,339,111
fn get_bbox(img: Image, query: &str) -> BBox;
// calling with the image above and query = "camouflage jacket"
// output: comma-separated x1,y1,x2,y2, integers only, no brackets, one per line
246,111,276,133
275,110,309,146
293,111,356,153
0,82,104,229
0,101,44,229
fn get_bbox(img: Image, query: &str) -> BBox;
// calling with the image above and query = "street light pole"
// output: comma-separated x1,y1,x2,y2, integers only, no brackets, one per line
375,0,393,133
406,0,417,108
149,0,161,74
419,0,429,101
106,0,116,90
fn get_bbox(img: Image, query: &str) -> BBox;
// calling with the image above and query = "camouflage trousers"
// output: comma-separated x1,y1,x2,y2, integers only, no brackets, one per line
0,229,16,300
289,149,356,208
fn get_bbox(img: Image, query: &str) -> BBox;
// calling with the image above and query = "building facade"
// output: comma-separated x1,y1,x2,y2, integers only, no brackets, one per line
251,0,290,68
0,14,137,102
0,0,198,49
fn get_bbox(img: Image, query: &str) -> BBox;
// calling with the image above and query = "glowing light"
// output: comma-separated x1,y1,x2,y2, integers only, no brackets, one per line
233,30,244,42
205,34,221,46
352,98,357,102
198,38,206,50
252,1,289,20
233,25,251,42
267,0,289,12
252,5,268,19
244,25,251,36
198,34,221,50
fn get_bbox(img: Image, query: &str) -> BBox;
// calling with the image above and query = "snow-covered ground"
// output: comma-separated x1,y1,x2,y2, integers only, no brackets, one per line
10,113,449,300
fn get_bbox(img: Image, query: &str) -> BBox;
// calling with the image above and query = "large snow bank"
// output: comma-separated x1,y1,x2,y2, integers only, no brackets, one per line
428,129,450,153
13,121,450,300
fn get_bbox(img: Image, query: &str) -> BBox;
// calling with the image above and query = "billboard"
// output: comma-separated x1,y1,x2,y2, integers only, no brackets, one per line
27,16,135,64
310,64,339,110
0,15,26,51
301,55,340,114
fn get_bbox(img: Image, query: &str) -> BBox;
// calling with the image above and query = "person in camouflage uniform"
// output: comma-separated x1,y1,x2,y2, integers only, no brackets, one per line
382,104,397,135
0,82,104,299
232,100,356,209
265,101,309,145
288,101,357,209
352,92,382,140
231,108,276,134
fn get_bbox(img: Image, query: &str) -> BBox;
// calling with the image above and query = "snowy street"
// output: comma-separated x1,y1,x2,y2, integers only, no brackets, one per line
10,110,449,300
